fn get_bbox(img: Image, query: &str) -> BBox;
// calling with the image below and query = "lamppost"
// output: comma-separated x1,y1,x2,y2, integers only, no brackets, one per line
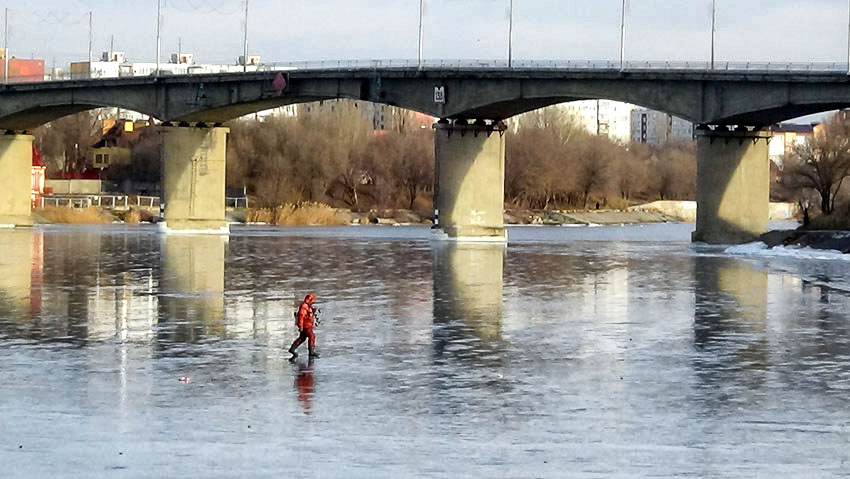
155,0,161,77
418,0,424,69
243,0,249,72
4,8,9,84
619,0,627,71
711,0,717,70
508,0,514,68
88,12,93,65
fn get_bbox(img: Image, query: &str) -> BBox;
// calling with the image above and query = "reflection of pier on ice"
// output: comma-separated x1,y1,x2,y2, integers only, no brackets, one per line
0,229,300,346
431,242,505,361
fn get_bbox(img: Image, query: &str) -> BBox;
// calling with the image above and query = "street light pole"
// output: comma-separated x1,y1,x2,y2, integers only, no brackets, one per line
418,0,424,69
711,0,717,70
508,0,514,68
88,11,93,65
243,0,249,72
847,0,850,74
619,0,627,71
4,8,8,84
155,0,161,77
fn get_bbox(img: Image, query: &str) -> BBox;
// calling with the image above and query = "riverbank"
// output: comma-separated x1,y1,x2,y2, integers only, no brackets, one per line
29,201,798,228
238,207,680,227
33,206,155,225
757,229,850,254
24,205,714,227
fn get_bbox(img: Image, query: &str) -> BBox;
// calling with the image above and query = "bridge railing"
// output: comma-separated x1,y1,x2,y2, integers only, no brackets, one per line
259,59,850,74
42,195,161,210
226,197,249,208
7,59,850,84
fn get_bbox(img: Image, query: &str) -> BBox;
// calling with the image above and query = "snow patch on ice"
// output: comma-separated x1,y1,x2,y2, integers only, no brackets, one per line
725,241,850,261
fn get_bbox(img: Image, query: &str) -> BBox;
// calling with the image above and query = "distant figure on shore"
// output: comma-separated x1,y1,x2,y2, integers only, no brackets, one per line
800,200,811,227
289,293,320,358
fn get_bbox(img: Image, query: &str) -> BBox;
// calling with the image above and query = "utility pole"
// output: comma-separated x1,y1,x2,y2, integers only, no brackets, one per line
711,0,717,70
508,0,514,68
4,8,8,84
596,99,601,136
418,0,424,69
88,12,93,65
178,37,182,62
155,0,161,77
619,0,627,71
243,0,249,72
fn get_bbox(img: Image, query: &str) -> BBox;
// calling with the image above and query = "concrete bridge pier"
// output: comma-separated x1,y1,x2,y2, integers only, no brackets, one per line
0,133,34,227
432,120,507,242
160,125,229,234
693,126,771,245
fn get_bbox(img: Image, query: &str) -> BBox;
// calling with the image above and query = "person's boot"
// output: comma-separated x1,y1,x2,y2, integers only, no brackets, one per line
288,345,298,358
308,347,320,358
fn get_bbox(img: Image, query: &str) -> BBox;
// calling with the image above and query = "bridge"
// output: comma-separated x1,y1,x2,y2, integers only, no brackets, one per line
2,61,849,242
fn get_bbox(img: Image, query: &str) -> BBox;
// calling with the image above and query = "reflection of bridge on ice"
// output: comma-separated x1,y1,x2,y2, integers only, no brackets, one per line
0,226,796,365
3,60,849,242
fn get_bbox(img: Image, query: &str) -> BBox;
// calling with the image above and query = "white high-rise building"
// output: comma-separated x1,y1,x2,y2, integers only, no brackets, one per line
563,100,636,144
631,109,694,146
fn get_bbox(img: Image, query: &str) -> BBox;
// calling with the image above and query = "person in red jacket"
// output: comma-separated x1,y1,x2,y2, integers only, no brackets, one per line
289,293,319,358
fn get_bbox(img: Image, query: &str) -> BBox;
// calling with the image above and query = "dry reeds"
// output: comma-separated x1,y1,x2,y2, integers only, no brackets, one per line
37,206,112,224
247,203,348,226
124,208,141,224
807,202,850,231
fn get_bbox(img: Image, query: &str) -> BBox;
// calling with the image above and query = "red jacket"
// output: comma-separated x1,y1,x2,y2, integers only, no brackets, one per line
297,301,315,330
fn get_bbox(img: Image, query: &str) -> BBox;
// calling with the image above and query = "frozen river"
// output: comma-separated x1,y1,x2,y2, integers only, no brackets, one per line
1,223,849,478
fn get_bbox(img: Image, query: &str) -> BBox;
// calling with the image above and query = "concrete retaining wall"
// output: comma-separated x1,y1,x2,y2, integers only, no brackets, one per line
630,201,799,222
629,201,697,222
768,202,800,220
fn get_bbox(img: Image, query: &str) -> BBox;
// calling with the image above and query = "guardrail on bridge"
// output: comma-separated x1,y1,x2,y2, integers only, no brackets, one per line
8,59,850,84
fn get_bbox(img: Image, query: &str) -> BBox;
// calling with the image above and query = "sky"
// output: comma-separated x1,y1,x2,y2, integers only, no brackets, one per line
0,0,844,123
3,0,848,68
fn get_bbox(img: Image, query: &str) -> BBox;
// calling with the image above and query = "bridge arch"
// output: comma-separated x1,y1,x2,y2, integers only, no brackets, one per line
0,84,166,130
376,77,702,122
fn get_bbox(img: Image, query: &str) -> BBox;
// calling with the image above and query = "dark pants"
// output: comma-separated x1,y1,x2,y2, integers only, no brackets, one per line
290,328,316,351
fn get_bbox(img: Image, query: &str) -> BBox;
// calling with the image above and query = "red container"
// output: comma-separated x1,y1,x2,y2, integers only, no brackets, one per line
0,58,45,82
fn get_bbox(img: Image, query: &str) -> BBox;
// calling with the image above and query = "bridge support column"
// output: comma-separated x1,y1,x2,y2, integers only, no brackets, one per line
160,125,229,234
0,133,34,227
693,127,771,245
433,120,506,242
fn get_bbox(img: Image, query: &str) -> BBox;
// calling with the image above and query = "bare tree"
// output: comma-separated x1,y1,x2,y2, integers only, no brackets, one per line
574,138,615,208
391,130,434,210
785,115,850,215
614,143,651,202
33,110,102,174
650,142,696,201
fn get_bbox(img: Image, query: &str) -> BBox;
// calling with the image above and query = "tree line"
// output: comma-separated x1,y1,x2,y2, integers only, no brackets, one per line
777,113,850,222
225,101,698,212
34,101,702,212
